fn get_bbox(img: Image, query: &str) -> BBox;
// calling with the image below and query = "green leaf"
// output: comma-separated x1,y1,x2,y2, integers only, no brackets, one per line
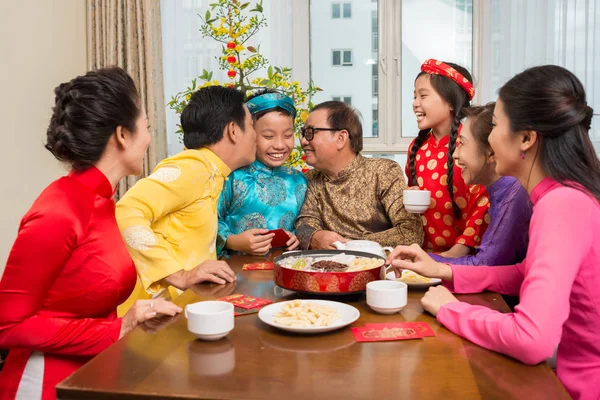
240,2,250,10
247,45,257,53
208,71,213,81
205,10,211,21
268,65,273,78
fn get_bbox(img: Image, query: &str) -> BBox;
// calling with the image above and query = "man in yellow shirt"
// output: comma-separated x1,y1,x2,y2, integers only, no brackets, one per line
116,86,257,306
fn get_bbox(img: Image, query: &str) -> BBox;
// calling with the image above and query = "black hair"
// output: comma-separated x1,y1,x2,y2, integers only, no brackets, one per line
181,85,246,149
499,65,600,202
311,101,363,153
45,66,141,170
246,88,295,121
409,62,473,218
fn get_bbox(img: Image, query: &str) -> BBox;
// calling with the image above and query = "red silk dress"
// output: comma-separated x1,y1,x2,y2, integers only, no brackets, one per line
406,132,490,252
0,167,136,400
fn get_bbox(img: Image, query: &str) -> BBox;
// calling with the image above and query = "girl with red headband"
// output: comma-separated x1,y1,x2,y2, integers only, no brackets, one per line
405,59,489,257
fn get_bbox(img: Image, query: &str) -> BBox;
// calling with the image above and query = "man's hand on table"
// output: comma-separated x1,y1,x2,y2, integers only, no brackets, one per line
164,260,237,291
310,230,347,250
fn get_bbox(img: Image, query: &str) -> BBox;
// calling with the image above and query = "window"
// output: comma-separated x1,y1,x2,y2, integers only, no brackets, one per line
311,0,472,152
333,96,352,105
342,3,352,18
332,49,353,66
400,0,472,140
372,63,378,97
332,2,351,19
332,3,341,19
371,10,377,52
162,0,294,156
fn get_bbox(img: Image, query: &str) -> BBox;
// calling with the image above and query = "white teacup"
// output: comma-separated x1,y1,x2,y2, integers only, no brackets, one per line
185,301,234,341
366,280,408,314
403,190,431,214
333,240,393,258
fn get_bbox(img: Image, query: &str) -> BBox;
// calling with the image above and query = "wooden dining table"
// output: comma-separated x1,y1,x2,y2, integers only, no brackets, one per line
57,253,570,400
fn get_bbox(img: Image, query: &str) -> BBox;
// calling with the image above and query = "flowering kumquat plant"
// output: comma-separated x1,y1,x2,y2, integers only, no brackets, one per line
167,0,321,171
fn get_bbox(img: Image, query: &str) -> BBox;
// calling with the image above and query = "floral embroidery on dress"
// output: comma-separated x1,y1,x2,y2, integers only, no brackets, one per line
256,175,286,206
236,213,268,231
295,183,307,205
148,166,181,183
278,211,295,231
123,226,157,251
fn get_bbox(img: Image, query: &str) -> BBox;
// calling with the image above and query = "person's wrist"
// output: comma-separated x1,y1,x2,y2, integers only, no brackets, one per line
225,234,239,251
437,263,453,281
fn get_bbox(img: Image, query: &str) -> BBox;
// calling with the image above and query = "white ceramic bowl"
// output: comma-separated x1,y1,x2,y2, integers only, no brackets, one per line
366,280,407,314
185,301,234,341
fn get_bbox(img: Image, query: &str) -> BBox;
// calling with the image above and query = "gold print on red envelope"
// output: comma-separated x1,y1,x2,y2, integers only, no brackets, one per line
219,294,272,310
242,262,275,271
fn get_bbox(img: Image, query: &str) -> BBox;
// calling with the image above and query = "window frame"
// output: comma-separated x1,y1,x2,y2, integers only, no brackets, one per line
332,3,341,19
332,49,353,67
293,0,480,153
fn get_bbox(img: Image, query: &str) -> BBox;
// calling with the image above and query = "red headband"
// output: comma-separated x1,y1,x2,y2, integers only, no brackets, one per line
420,59,475,100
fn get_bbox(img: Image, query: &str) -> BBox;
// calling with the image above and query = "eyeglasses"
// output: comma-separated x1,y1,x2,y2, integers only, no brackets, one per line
300,126,344,141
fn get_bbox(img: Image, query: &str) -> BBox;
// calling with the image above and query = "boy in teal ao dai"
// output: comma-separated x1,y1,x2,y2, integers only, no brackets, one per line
217,90,307,256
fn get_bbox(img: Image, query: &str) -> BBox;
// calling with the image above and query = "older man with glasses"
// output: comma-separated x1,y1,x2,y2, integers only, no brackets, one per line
295,101,423,250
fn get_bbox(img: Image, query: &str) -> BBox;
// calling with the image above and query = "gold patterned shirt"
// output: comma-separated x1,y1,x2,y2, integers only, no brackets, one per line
295,155,424,249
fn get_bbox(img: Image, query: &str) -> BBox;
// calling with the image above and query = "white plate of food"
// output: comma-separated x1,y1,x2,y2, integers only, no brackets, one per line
258,299,360,334
386,270,442,288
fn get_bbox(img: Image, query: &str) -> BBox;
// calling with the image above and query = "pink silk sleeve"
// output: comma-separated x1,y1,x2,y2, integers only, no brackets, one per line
443,263,524,296
437,188,593,365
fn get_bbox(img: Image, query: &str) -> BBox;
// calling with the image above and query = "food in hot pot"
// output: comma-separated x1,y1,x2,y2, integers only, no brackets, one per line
279,253,384,272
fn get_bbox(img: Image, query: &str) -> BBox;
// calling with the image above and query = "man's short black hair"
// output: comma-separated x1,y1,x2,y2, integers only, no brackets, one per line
181,86,246,149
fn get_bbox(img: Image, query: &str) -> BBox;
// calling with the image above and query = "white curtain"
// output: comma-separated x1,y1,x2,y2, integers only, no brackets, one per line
478,0,600,150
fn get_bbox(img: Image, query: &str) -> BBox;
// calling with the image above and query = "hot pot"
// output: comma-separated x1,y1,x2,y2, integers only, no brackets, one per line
273,250,386,295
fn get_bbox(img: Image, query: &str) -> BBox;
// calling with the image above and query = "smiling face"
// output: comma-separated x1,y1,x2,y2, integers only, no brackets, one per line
453,119,490,186
300,108,340,170
255,111,295,168
488,99,524,178
124,108,152,176
413,74,453,132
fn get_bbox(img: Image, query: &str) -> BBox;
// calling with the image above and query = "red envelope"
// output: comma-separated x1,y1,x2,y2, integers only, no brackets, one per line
219,294,273,310
242,262,275,271
267,229,291,248
365,322,436,337
351,326,424,342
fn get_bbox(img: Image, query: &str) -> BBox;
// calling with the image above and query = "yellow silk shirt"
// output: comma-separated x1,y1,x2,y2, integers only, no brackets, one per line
116,148,231,311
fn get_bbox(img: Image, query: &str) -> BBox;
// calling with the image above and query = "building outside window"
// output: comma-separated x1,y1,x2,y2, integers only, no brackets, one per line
332,49,353,66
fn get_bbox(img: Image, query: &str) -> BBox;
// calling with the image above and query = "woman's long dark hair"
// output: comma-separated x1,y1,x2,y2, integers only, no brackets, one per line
409,62,473,218
499,65,600,203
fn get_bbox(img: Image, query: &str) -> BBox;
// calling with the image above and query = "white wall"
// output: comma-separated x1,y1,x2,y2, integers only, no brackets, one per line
0,0,88,276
